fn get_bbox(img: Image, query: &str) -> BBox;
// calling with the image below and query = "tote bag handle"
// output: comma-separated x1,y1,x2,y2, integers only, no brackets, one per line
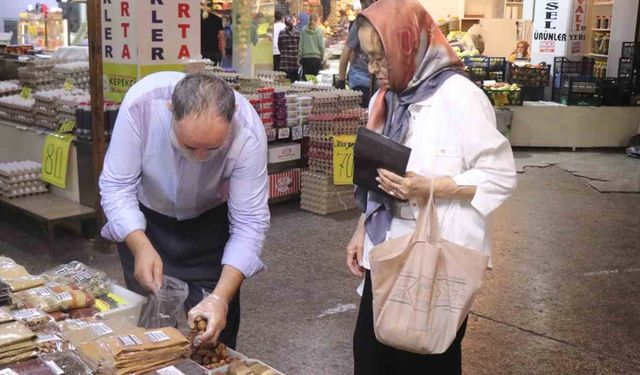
411,179,440,245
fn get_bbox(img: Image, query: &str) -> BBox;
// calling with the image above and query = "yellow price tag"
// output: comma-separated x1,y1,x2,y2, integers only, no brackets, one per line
63,78,74,91
20,87,32,99
41,134,74,188
58,119,75,134
333,135,356,185
493,92,509,107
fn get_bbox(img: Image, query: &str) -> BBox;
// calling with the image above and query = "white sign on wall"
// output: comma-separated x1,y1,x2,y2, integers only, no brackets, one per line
531,0,588,65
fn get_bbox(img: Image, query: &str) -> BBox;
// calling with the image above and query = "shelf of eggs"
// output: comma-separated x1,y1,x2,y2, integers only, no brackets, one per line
33,88,89,131
247,88,311,142
17,59,66,91
52,61,91,91
0,161,48,199
301,93,366,216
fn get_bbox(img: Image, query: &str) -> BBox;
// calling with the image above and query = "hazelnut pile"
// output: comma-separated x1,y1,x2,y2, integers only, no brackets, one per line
188,316,237,369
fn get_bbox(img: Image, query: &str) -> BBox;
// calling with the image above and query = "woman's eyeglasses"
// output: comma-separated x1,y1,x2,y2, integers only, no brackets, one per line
358,51,387,67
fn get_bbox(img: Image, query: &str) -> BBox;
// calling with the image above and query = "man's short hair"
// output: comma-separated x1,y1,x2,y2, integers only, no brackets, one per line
171,73,236,123
275,10,283,21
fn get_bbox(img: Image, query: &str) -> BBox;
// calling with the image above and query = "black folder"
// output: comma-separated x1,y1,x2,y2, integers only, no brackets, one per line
353,127,411,196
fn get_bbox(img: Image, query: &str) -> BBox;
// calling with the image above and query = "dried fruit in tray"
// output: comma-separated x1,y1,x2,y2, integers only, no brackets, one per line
188,317,240,369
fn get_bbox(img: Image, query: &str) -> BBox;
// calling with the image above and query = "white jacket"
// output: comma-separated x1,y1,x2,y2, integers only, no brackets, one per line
362,74,518,270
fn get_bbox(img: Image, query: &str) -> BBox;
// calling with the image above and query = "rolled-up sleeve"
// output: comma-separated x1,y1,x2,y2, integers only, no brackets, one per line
452,89,517,217
99,99,145,242
222,106,270,278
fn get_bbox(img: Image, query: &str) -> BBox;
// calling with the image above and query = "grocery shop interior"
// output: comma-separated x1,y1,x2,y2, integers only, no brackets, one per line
0,0,639,374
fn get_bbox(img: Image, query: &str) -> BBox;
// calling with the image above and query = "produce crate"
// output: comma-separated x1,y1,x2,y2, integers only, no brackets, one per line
465,66,489,82
565,78,602,106
463,56,488,68
507,64,551,87
601,78,632,106
618,57,638,80
521,86,545,101
552,57,595,103
483,88,522,106
488,57,506,82
621,42,640,59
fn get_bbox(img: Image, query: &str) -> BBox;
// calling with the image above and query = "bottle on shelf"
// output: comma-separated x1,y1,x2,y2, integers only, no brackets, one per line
595,16,601,29
602,16,609,29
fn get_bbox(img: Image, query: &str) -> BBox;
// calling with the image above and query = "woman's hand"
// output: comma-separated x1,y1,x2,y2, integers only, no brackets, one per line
376,169,430,201
346,216,366,277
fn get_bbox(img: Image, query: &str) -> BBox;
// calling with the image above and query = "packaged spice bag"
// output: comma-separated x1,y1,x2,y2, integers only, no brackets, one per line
146,359,209,375
11,309,55,330
41,261,111,297
15,289,95,313
11,281,80,309
0,321,35,348
0,358,57,375
0,257,44,292
38,351,93,375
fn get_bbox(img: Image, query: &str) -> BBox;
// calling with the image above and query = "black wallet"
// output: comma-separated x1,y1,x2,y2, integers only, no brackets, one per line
353,127,412,195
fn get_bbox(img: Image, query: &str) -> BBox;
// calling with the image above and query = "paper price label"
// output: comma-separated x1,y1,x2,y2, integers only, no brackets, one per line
45,360,65,375
278,128,290,140
493,92,509,107
63,78,74,91
118,334,143,347
41,133,73,188
333,135,356,185
65,319,90,328
0,369,19,375
37,333,62,343
157,366,185,375
20,87,32,99
56,292,72,301
303,125,311,138
266,128,277,142
58,119,76,134
291,125,303,141
34,286,54,296
90,322,114,336
145,330,170,343
73,270,92,282
12,309,42,320
55,266,70,275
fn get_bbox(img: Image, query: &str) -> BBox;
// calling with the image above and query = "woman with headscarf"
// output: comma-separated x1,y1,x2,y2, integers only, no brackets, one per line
345,0,517,373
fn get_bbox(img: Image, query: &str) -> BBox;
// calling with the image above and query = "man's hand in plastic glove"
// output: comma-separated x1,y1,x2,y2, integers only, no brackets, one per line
188,294,229,346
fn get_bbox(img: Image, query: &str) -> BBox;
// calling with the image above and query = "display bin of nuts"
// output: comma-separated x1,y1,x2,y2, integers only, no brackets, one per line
188,316,246,369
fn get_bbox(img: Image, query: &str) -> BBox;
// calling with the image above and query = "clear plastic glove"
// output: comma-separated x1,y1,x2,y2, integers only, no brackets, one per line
187,294,229,346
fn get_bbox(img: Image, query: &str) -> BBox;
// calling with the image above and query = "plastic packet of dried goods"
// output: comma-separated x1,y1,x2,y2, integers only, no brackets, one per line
139,275,188,329
0,321,35,348
40,261,111,297
0,358,56,375
58,316,137,348
0,309,13,324
36,332,71,354
14,289,95,313
39,351,93,375
146,359,209,375
0,258,44,292
11,309,55,330
11,281,80,309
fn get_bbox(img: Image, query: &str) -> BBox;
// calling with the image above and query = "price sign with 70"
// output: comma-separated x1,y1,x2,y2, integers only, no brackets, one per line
333,135,356,185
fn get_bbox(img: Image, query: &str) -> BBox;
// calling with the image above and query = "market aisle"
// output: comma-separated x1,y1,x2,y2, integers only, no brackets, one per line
0,161,639,374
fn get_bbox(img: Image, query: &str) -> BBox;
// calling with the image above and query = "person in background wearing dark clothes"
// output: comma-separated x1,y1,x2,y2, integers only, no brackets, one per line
221,16,233,69
272,11,286,71
201,3,225,65
337,0,377,108
298,14,325,79
278,16,301,83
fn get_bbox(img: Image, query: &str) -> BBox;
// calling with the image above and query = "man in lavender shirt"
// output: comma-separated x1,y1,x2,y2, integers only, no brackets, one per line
99,72,270,348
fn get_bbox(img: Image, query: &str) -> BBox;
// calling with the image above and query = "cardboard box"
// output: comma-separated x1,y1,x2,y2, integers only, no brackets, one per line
269,169,301,199
268,142,301,164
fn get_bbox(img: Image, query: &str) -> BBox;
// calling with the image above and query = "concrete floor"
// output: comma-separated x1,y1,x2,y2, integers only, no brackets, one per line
0,153,639,374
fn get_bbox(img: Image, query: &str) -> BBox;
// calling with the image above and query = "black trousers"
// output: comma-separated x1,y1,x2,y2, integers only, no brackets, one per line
354,271,468,375
117,203,241,348
273,54,281,71
285,70,299,83
301,57,322,78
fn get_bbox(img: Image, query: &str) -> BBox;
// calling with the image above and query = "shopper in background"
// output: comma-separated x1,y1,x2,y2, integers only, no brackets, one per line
337,0,377,107
272,11,286,71
278,16,301,83
346,0,517,373
100,72,270,349
221,15,233,69
298,14,325,79
201,2,225,65
508,40,531,62
298,10,310,29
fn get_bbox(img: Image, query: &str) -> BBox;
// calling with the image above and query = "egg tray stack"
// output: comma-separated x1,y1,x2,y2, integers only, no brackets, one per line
256,70,289,86
291,82,334,91
212,72,240,89
52,61,90,90
300,171,358,215
0,161,48,199
309,92,341,115
0,95,36,126
57,92,91,133
32,88,87,130
300,109,367,215
238,75,264,94
0,81,22,98
17,59,63,90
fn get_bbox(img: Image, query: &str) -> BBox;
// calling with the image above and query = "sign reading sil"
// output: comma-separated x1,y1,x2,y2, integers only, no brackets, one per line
531,0,588,65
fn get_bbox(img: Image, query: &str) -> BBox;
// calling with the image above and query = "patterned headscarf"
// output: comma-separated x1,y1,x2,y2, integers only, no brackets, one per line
355,0,465,245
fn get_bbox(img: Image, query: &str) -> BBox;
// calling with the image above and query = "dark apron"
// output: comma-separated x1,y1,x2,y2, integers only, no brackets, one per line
117,202,240,348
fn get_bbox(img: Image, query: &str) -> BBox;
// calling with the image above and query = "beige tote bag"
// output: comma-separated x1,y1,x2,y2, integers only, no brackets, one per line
370,190,490,354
